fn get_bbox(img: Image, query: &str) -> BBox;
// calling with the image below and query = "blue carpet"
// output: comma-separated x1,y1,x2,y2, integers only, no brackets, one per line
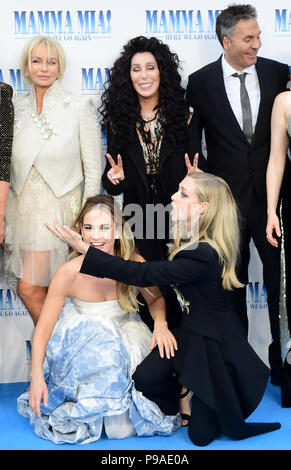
0,380,290,451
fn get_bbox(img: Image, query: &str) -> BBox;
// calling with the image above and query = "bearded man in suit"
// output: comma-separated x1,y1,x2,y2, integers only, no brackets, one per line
186,4,290,386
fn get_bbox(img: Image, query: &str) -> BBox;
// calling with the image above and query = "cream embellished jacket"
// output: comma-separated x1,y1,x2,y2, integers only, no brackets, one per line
11,80,102,203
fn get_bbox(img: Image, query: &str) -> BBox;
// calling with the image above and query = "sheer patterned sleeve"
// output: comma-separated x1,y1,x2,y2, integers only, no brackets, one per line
0,83,14,182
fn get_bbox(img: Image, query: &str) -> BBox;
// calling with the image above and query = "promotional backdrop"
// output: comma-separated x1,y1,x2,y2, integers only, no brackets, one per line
0,0,290,382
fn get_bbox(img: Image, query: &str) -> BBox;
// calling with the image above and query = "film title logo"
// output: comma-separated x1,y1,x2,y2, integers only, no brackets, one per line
275,9,291,35
145,9,220,40
0,69,28,92
14,10,111,39
0,288,28,314
26,340,32,362
81,67,110,92
247,282,268,308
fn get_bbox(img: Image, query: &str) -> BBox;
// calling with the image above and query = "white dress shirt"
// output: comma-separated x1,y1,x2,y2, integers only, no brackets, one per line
222,54,261,134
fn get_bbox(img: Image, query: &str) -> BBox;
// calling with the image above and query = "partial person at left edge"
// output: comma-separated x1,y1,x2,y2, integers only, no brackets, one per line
0,82,14,245
4,36,102,325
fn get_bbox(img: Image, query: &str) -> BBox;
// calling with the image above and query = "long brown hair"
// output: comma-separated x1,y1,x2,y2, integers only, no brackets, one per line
73,194,141,312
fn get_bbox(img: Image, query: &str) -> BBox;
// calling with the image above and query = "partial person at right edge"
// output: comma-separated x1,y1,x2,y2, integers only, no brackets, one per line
186,4,290,388
266,88,291,407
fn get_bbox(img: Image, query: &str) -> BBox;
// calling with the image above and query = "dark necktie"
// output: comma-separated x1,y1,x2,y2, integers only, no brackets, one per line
233,72,253,144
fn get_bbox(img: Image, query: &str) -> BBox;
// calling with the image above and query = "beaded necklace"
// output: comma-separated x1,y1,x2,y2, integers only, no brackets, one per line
136,109,163,176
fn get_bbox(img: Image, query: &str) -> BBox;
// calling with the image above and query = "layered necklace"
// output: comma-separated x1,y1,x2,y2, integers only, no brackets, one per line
137,107,163,176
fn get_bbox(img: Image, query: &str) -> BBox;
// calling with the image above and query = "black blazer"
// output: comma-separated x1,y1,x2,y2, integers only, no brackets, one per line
0,82,14,182
80,242,234,342
186,56,289,216
102,118,201,209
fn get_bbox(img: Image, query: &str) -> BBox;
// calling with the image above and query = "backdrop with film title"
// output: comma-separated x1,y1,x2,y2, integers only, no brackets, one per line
0,0,290,382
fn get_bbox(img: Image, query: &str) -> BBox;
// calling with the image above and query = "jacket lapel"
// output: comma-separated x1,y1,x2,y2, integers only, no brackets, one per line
158,138,172,173
206,57,247,142
251,58,271,147
126,131,149,188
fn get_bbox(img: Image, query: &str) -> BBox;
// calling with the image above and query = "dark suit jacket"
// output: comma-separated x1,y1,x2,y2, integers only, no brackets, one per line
186,56,289,216
0,82,14,182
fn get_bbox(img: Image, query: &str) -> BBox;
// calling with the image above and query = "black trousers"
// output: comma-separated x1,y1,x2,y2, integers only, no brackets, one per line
133,346,221,445
133,344,180,416
230,192,281,374
133,342,281,446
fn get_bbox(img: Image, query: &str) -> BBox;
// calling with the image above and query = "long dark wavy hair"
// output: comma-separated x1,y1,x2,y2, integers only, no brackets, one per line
99,35,190,152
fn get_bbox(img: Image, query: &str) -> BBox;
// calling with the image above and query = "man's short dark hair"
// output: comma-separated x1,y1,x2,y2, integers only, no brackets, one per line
216,4,257,47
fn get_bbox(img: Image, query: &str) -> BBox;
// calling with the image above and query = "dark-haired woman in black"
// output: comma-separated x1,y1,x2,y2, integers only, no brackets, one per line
100,36,203,261
99,35,202,332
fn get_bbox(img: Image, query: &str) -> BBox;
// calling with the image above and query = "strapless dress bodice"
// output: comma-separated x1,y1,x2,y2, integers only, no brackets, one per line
71,297,126,321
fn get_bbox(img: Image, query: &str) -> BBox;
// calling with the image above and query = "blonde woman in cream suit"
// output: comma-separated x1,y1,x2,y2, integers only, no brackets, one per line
4,36,102,324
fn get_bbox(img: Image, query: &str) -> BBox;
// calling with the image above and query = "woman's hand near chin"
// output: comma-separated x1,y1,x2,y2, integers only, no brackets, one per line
45,221,90,254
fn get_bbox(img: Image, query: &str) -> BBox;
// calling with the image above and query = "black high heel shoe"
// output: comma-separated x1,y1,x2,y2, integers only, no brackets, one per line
179,389,192,427
281,349,291,408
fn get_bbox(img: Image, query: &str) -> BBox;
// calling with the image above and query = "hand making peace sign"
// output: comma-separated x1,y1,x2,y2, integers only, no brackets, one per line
106,153,125,185
185,153,202,173
106,152,201,185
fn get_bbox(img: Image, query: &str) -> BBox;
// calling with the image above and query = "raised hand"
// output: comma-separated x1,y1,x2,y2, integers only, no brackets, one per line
45,221,89,254
106,153,125,185
185,153,202,173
